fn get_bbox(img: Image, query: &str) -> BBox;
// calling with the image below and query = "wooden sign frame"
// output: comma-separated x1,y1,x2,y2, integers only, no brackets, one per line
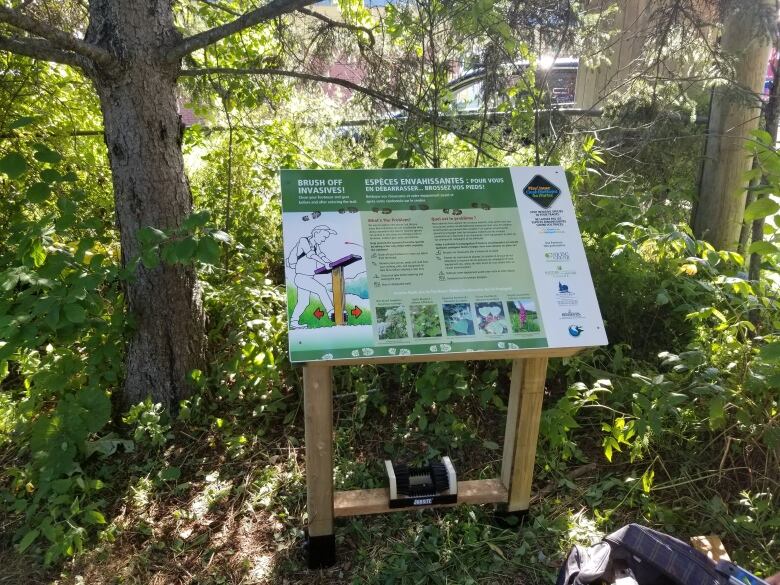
302,346,584,569
283,166,606,568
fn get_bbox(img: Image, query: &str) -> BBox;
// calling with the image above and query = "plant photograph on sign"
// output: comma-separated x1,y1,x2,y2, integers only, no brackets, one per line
376,305,409,340
475,302,510,335
443,303,475,336
507,300,541,333
410,304,443,338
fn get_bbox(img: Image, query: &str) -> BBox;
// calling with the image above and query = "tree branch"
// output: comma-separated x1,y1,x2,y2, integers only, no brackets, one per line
179,67,499,160
181,66,423,114
167,0,320,63
297,7,375,47
195,0,240,17
0,5,114,66
0,34,86,68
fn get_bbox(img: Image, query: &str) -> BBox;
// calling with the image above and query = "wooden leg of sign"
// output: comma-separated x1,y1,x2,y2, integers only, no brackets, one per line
332,266,345,326
690,535,731,562
303,364,336,568
501,357,548,512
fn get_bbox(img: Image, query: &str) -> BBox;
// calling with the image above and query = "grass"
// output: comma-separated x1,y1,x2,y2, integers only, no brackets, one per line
287,286,372,328
3,364,777,584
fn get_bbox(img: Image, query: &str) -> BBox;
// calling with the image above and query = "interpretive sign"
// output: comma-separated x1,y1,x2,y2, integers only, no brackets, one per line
280,167,606,363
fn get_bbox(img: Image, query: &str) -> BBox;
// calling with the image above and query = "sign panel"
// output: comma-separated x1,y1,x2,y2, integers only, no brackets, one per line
280,167,606,363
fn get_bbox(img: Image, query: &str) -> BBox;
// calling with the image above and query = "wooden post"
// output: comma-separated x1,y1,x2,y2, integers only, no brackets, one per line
574,0,652,109
332,265,345,326
302,353,562,566
690,535,731,562
501,357,548,511
315,255,360,326
303,363,335,568
693,0,773,249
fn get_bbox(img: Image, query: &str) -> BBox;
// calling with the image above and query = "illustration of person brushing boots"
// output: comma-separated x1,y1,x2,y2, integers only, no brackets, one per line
287,225,337,329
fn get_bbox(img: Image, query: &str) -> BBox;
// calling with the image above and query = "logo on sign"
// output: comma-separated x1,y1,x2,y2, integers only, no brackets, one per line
568,325,584,337
523,175,561,208
545,251,570,262
558,282,571,293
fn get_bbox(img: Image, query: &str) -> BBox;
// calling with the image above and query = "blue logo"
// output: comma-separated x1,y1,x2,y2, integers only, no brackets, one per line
523,175,561,208
558,282,570,293
568,325,584,337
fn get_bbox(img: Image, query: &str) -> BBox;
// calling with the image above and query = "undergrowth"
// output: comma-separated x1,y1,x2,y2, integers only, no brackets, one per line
0,117,778,584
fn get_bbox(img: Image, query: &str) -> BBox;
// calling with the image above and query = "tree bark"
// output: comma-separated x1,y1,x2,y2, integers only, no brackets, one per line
0,0,325,411
692,0,773,250
85,0,206,410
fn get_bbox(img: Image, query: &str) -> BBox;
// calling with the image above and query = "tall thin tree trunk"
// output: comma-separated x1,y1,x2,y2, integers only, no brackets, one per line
749,35,780,285
737,160,758,255
86,0,207,410
692,0,773,250
223,96,234,272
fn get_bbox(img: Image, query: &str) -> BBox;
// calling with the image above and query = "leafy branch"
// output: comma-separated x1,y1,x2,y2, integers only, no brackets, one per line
179,66,498,160
297,7,375,47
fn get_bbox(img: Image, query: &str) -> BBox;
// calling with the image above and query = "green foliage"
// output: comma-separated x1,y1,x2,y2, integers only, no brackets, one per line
344,509,547,584
123,399,171,449
571,83,704,234
410,304,442,338
407,361,504,454
0,55,124,564
744,129,780,265
580,224,779,457
1,9,778,580
539,379,610,462
540,224,778,571
585,224,709,357
744,197,780,222
136,210,229,269
376,305,408,339
0,127,123,564
197,252,294,427
0,151,28,178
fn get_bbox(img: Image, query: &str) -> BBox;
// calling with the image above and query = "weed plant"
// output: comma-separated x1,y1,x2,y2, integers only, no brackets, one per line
411,304,443,338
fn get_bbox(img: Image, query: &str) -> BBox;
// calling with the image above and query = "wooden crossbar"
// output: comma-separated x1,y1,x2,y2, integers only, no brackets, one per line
316,347,580,367
302,353,555,566
334,478,508,517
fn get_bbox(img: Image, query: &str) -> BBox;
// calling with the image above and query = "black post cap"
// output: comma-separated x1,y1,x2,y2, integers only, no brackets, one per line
305,530,336,569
